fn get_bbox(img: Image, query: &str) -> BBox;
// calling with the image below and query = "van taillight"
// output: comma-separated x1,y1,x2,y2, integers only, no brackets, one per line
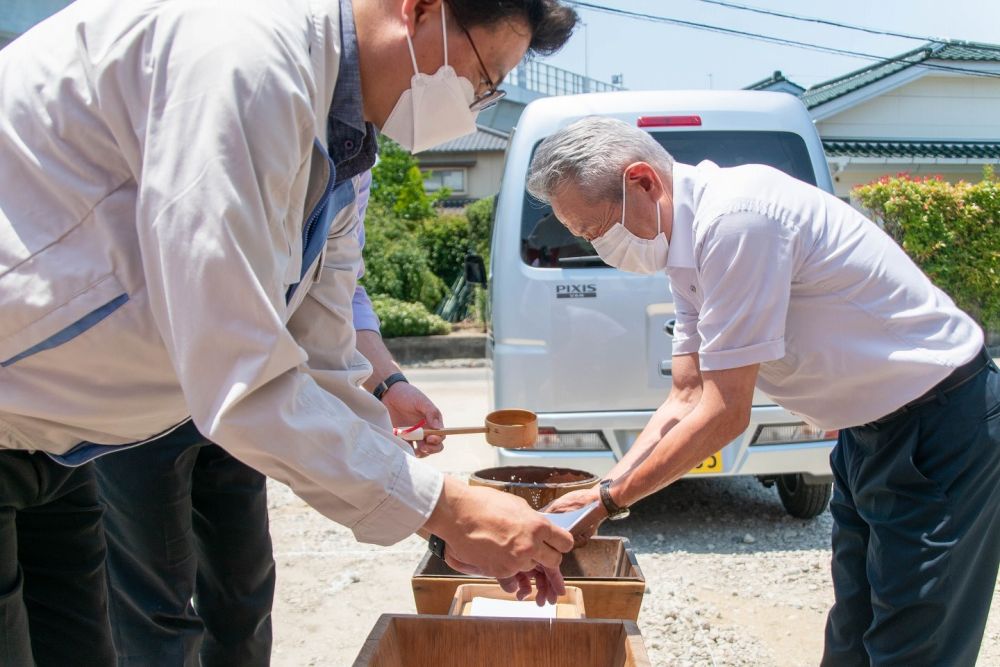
637,115,702,128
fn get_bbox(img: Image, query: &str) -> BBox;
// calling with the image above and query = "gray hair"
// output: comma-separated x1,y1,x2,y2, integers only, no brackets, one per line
526,116,674,205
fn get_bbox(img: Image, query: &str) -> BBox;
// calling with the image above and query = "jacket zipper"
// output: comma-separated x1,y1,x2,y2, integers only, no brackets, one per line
302,160,336,260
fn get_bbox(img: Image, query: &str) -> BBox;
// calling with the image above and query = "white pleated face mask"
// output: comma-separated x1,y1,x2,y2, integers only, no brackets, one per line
380,9,478,153
591,171,670,274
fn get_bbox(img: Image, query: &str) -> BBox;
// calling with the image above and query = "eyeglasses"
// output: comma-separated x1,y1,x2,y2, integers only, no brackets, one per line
448,5,507,112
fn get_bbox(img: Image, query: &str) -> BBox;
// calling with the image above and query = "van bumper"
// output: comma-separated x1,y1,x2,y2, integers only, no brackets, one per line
494,406,835,480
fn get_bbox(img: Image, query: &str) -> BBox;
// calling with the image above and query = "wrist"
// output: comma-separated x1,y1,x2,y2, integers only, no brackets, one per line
380,380,407,404
373,371,408,401
421,476,467,543
599,478,630,520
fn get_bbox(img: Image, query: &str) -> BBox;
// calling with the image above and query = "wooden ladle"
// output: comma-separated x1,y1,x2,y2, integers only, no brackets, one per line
394,409,538,449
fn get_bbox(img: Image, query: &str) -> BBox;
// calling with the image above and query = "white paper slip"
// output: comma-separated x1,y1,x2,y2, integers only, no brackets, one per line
468,597,556,618
538,500,601,533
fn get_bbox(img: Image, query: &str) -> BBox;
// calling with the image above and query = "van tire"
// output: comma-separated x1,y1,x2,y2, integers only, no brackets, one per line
777,474,831,519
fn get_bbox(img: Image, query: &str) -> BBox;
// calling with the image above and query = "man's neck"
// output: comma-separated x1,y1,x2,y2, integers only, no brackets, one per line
662,178,675,243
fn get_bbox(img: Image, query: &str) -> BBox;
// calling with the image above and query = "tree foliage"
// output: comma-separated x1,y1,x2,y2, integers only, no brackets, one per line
854,167,999,330
370,136,449,221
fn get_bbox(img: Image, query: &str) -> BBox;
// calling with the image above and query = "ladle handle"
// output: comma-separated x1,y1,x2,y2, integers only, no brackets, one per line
423,426,488,436
394,426,487,440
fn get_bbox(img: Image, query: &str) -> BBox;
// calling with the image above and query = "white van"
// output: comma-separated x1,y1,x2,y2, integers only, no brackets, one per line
482,90,838,518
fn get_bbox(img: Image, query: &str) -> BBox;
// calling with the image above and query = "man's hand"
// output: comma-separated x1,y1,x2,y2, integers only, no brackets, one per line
382,382,444,458
355,330,443,457
497,565,566,606
542,487,607,547
423,477,575,581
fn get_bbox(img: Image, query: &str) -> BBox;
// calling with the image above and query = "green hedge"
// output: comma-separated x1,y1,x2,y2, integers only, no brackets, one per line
363,136,492,332
465,195,495,264
361,203,447,311
418,214,470,286
371,295,451,338
854,167,999,330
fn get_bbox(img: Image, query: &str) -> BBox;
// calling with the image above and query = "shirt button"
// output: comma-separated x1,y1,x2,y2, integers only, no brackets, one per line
344,139,354,150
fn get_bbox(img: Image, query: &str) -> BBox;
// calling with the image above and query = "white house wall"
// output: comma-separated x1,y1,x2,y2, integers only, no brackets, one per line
421,151,507,201
816,73,1000,199
466,153,506,200
817,74,1000,141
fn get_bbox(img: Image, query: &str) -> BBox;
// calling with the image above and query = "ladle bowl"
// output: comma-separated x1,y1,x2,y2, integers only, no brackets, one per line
394,409,538,449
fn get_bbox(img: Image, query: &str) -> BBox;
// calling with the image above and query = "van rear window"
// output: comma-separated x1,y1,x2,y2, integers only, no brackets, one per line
520,130,817,268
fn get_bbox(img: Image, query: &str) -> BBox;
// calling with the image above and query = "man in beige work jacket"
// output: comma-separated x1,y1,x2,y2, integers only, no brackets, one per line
0,1,578,663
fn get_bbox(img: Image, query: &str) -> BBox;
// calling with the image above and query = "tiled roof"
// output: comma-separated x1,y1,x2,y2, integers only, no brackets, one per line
423,125,510,153
801,40,1000,109
823,139,1000,160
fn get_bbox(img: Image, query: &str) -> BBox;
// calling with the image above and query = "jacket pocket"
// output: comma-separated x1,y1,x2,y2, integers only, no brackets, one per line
0,274,128,367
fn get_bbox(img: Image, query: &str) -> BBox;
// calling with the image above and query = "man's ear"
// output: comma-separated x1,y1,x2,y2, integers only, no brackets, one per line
400,0,444,36
624,162,664,199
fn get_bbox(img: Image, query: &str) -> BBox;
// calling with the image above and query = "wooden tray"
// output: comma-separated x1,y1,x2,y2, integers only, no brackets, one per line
449,583,586,619
353,614,651,667
412,536,645,620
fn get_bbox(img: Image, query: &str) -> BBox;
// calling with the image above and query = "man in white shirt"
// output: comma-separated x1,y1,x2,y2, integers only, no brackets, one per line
0,1,578,663
531,117,1000,667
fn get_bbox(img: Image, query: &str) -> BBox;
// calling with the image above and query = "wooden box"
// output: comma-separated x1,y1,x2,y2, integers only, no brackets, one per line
449,583,586,618
412,536,645,620
353,614,651,667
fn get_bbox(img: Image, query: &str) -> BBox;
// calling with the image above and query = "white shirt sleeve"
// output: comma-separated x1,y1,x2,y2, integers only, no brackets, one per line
694,211,792,371
130,5,440,545
668,277,702,356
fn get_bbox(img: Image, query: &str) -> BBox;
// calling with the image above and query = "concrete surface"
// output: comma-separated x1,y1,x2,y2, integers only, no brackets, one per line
383,332,487,365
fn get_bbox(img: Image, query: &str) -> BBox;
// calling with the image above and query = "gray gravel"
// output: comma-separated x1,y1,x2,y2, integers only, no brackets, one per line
269,469,1000,666
612,477,833,666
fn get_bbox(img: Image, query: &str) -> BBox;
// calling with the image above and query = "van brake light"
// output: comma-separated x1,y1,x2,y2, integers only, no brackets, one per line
637,115,702,128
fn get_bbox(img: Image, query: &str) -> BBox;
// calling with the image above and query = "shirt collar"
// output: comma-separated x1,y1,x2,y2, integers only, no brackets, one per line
327,0,377,181
666,162,698,269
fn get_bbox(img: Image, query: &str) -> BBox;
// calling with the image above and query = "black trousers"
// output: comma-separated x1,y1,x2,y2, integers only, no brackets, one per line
823,359,1000,666
95,423,275,667
0,451,115,666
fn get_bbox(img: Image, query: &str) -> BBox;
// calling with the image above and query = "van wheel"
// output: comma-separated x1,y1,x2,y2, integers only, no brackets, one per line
777,474,831,519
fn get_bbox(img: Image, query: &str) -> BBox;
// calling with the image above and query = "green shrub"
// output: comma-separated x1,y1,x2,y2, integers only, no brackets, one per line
371,295,451,338
854,167,1000,330
465,195,495,263
361,204,447,311
418,214,470,286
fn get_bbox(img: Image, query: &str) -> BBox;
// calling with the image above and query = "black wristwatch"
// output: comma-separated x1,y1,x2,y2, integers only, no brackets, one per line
373,372,408,401
427,534,446,560
599,479,630,521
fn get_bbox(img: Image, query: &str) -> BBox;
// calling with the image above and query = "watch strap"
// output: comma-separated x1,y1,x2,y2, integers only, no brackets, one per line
599,478,625,514
373,372,408,401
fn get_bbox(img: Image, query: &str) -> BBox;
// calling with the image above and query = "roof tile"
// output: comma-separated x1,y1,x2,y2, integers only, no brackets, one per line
822,139,1000,159
801,40,1000,109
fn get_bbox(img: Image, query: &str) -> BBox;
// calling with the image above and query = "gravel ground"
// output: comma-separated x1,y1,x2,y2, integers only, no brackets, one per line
268,474,1000,666
267,364,999,665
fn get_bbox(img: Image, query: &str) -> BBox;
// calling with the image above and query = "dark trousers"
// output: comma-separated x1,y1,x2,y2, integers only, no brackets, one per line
95,423,275,667
0,451,116,667
823,359,1000,666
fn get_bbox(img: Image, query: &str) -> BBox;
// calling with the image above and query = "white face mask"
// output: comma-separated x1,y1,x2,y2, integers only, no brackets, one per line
591,171,670,274
380,9,478,153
